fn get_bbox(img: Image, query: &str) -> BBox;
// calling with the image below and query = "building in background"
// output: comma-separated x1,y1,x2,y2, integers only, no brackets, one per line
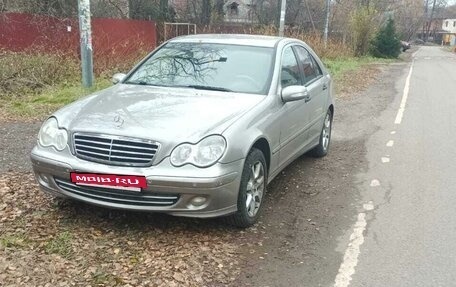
442,18,456,45
418,18,446,43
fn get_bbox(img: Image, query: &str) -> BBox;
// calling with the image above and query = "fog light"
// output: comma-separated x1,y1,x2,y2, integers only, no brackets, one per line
190,196,207,207
38,173,49,184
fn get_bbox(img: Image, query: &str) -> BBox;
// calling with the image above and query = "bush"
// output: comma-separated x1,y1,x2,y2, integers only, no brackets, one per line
370,18,401,58
0,50,80,97
0,47,145,99
349,7,377,57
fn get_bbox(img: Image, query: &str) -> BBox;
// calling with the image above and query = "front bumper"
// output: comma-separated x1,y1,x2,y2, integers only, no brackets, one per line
31,146,244,218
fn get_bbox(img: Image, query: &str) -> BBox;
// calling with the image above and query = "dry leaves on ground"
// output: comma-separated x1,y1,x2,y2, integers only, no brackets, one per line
336,65,383,99
0,172,249,286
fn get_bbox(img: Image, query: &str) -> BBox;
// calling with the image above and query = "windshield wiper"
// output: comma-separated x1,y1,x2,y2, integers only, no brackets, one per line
124,81,168,87
124,80,149,85
124,82,233,92
181,85,233,92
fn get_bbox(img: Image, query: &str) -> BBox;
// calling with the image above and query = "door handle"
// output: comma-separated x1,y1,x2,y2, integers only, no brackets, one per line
322,84,328,91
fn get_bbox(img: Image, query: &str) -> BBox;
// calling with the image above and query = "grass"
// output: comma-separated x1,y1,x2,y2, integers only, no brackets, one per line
0,233,29,249
0,50,123,119
44,231,73,258
323,56,394,80
5,78,111,118
91,270,125,286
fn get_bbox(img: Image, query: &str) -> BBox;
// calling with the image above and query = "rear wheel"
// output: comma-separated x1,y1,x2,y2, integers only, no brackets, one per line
225,148,267,228
309,109,332,158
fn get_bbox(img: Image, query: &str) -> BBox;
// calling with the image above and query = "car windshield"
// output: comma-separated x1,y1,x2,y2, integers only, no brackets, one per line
125,42,275,95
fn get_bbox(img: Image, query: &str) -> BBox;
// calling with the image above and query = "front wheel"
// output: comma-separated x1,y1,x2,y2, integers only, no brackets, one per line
225,148,267,228
309,109,333,158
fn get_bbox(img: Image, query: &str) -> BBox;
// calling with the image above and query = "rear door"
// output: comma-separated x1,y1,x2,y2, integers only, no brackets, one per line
293,46,328,142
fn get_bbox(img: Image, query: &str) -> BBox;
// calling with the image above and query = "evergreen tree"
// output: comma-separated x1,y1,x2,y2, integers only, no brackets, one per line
370,17,402,58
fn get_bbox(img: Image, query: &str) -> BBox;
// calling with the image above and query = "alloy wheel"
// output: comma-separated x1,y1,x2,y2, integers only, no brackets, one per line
245,161,265,218
322,113,332,151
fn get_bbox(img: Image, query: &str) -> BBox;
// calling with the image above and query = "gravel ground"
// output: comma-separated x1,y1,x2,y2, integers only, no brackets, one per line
0,53,413,286
0,122,40,172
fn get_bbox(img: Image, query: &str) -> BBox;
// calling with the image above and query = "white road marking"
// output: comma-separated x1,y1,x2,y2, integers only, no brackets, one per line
333,49,422,287
394,62,414,124
334,49,419,287
363,201,375,211
333,210,369,287
370,179,380,187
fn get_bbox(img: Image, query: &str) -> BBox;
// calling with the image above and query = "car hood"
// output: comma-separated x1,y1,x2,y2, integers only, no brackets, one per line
55,84,265,160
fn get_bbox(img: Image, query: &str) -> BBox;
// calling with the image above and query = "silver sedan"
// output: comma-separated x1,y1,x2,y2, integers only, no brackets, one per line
31,34,334,227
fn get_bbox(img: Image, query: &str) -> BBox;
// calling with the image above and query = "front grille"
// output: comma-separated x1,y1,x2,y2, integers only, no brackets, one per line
55,178,179,207
73,133,159,167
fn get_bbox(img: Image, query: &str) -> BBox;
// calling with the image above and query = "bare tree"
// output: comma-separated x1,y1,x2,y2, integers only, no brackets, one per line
422,0,448,41
0,0,7,13
91,0,129,18
394,0,424,40
0,0,77,17
442,4,456,18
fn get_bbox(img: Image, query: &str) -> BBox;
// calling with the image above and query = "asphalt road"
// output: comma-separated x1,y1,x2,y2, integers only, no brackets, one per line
346,46,456,287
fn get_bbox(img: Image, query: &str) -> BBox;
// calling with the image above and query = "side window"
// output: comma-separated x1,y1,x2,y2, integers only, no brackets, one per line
294,46,322,85
310,55,323,77
280,47,301,88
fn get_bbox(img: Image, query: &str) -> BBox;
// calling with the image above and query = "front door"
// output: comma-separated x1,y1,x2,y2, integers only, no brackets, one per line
278,45,313,168
293,46,329,141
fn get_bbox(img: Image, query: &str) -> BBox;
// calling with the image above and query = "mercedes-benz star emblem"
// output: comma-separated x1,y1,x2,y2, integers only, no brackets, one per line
114,115,124,128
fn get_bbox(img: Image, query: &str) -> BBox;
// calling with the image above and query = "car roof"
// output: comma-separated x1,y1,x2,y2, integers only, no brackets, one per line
170,34,286,48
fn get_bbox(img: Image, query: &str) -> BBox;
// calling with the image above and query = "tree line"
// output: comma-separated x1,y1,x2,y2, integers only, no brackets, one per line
1,0,456,56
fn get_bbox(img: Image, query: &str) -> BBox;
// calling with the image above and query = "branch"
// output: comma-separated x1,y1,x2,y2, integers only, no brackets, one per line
107,0,128,19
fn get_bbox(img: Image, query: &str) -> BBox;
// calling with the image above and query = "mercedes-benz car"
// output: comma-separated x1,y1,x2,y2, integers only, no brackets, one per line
31,34,334,227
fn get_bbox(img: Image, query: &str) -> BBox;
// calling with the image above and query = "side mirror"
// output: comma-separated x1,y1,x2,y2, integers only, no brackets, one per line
112,73,127,84
281,85,309,103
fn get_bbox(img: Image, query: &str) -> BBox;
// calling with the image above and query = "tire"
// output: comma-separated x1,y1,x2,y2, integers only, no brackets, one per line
225,148,267,228
309,109,333,158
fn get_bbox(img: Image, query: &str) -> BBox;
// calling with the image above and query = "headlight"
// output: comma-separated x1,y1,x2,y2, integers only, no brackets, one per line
38,117,68,151
170,135,226,167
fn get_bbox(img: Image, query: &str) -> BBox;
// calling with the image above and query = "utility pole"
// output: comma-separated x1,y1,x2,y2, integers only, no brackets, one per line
423,0,429,41
426,0,437,42
78,0,94,88
323,0,331,48
279,0,286,37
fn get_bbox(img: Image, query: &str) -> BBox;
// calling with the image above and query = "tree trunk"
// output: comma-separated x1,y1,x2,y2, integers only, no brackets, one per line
304,0,316,31
215,0,224,16
202,0,212,25
159,0,168,21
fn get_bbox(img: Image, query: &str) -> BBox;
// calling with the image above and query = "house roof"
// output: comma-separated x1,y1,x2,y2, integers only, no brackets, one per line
170,34,283,47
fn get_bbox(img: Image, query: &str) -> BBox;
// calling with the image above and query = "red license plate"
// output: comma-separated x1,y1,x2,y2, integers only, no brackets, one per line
70,172,147,192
